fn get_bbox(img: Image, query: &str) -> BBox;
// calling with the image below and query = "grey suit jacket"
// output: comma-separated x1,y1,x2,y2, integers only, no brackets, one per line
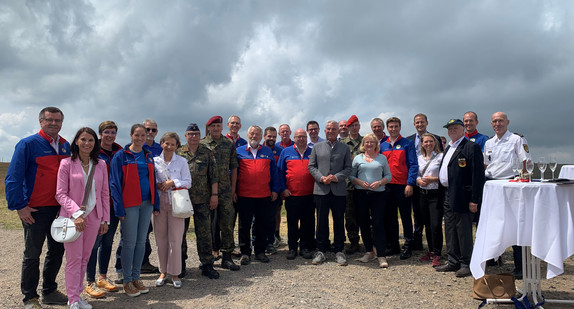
308,140,352,196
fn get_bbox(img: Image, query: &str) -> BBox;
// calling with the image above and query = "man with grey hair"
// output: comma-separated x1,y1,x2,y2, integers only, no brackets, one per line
142,118,162,157
234,126,282,265
371,117,387,143
227,115,248,148
308,120,352,266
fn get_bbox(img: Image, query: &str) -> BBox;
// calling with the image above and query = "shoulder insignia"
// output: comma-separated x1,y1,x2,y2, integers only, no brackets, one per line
523,144,529,153
514,132,524,137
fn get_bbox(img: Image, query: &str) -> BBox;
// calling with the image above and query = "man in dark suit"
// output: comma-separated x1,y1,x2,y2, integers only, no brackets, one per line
308,120,352,266
406,113,444,251
435,119,484,278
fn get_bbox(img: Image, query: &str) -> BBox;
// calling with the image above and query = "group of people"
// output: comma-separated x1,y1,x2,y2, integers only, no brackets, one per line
5,107,530,309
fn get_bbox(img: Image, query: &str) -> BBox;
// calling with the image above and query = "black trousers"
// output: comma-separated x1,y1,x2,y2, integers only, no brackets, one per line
384,184,413,249
443,190,474,268
285,195,315,251
356,190,388,257
21,206,64,302
418,188,443,255
315,193,346,253
238,197,274,255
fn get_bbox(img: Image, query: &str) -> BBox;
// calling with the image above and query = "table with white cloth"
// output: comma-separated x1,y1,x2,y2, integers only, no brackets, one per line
559,165,574,179
470,180,574,307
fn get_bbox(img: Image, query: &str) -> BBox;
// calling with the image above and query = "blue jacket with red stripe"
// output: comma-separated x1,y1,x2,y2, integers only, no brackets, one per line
277,145,314,196
269,144,284,162
380,135,418,186
5,130,70,210
110,146,160,217
236,145,282,198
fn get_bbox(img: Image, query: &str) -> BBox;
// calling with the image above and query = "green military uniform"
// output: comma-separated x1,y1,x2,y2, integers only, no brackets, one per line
201,134,238,253
177,143,219,266
341,135,363,247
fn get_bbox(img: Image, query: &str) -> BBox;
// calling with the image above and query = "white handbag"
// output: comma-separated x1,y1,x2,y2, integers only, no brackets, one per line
171,188,194,218
51,216,82,243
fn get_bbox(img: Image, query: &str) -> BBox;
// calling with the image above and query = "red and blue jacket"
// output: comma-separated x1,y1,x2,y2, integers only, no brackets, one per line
110,145,160,217
277,145,314,196
269,144,284,163
380,135,418,186
5,130,70,210
236,145,282,198
98,141,123,172
465,130,488,152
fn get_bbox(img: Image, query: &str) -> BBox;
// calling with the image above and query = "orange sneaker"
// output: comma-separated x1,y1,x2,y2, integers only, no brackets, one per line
97,277,118,292
85,281,106,298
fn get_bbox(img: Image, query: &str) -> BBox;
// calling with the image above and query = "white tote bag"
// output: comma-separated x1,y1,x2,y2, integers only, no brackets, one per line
171,188,194,218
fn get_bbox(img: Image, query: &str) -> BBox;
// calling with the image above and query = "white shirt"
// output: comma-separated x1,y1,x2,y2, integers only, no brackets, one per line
417,152,443,190
72,161,97,220
414,134,422,157
154,153,192,204
484,130,531,179
308,136,324,148
439,136,464,187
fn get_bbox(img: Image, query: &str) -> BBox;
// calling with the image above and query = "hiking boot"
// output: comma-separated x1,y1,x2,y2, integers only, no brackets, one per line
85,282,106,299
201,264,220,279
123,282,140,297
132,279,149,294
312,251,326,265
300,249,313,259
255,253,270,263
97,277,118,292
221,252,240,271
399,248,412,260
286,249,297,260
240,254,251,265
41,290,68,305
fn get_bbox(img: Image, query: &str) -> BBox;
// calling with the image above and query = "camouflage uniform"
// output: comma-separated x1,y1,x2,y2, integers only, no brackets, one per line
201,134,238,253
341,135,363,246
177,143,219,266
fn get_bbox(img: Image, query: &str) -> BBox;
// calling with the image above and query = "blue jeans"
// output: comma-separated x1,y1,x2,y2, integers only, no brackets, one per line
86,207,120,282
120,201,153,283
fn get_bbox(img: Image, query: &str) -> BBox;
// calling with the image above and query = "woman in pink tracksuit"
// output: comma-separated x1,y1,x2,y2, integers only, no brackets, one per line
56,127,110,309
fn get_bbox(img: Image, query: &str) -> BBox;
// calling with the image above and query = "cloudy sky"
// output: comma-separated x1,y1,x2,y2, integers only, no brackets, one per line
1,1,572,163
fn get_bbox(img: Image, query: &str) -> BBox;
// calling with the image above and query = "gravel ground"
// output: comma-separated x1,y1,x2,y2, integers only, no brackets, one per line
1,228,573,309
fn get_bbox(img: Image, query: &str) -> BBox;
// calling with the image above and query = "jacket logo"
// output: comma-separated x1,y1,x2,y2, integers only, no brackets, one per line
470,138,475,142
458,158,466,168
396,145,401,149
61,148,67,153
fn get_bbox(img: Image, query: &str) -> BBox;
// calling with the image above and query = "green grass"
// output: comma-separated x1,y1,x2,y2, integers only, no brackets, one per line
0,162,21,229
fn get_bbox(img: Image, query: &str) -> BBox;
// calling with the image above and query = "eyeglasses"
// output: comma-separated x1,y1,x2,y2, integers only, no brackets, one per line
41,118,62,124
187,133,200,137
102,130,117,135
307,128,319,132
146,128,158,133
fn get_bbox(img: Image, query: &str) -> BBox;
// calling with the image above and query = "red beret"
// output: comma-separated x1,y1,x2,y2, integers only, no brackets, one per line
347,115,359,126
206,116,223,126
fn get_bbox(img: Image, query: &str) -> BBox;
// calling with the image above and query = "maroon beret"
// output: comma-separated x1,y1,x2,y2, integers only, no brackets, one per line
347,115,359,126
206,116,223,126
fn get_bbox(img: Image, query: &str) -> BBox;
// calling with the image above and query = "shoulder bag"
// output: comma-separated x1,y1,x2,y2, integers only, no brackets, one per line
160,160,194,218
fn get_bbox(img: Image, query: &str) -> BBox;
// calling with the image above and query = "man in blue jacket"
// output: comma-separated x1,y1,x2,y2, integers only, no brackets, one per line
5,107,70,308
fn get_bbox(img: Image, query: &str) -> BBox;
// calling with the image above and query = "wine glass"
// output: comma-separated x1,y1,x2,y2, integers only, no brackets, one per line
511,157,518,177
549,156,558,179
516,158,523,179
537,157,547,181
526,159,534,182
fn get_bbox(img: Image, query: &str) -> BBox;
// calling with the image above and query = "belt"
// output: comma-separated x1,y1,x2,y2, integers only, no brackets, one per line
419,188,439,195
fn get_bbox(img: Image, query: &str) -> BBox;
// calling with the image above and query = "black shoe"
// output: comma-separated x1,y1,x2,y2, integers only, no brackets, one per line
140,262,159,274
300,249,313,259
399,248,412,260
255,253,270,263
486,257,503,267
221,252,240,271
385,246,401,256
512,268,523,280
455,267,471,278
41,290,68,305
345,242,360,255
286,250,297,260
201,264,220,279
435,263,460,272
179,261,187,278
240,254,251,265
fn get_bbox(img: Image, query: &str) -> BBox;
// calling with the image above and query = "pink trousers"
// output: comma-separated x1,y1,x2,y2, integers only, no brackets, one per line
64,211,100,304
152,192,184,276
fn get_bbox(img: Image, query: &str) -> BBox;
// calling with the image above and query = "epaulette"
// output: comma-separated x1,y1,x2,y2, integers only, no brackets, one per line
513,132,524,137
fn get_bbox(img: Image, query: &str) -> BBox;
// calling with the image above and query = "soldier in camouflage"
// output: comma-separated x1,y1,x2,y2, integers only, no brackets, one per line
340,115,364,254
177,123,221,279
201,116,241,271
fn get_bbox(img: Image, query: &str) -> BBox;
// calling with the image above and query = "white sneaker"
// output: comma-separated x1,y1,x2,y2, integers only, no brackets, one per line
78,299,92,309
69,302,80,309
378,257,389,268
356,252,376,263
335,252,348,266
312,251,326,265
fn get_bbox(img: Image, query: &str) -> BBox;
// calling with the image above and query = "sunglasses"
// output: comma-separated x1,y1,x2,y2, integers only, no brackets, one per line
146,128,158,133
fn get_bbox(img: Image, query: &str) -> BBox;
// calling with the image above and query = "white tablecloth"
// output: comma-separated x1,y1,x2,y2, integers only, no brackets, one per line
470,180,574,279
559,165,574,179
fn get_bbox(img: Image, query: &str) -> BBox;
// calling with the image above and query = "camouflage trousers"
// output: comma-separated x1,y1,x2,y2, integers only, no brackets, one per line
344,190,361,243
211,193,236,252
181,203,215,266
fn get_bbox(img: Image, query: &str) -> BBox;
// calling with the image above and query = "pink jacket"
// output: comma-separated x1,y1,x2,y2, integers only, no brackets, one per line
56,157,110,222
